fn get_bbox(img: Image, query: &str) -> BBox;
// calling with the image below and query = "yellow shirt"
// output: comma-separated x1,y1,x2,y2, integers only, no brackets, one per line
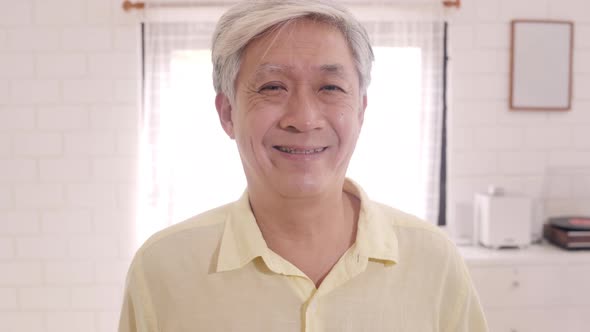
119,179,488,332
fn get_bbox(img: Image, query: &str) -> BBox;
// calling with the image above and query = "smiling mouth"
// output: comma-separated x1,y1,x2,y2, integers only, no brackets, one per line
273,146,328,154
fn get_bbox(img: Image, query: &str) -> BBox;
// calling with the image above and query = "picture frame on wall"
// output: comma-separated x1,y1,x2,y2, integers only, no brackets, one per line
510,20,574,111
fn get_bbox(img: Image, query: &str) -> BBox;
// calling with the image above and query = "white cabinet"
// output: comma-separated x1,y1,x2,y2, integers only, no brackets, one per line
459,244,590,332
482,307,588,332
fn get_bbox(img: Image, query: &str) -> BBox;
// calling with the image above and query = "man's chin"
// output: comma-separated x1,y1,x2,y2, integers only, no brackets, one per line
271,176,340,199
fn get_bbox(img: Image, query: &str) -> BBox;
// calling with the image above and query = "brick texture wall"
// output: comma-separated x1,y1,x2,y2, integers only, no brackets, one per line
447,0,590,241
0,0,139,331
0,0,589,331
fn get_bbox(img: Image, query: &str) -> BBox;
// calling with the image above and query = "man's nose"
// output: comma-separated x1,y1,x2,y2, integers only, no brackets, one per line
278,88,326,132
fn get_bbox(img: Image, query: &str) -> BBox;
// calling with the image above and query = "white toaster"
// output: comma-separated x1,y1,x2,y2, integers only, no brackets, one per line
474,189,532,249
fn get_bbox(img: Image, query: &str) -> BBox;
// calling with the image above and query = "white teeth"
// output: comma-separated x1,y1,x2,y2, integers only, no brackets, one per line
276,146,325,154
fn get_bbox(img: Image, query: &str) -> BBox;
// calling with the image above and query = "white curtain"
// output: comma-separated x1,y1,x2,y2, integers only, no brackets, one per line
137,19,243,243
137,1,445,244
348,18,445,227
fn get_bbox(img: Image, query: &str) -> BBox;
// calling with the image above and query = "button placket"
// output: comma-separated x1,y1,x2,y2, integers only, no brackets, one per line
309,299,318,314
304,297,319,332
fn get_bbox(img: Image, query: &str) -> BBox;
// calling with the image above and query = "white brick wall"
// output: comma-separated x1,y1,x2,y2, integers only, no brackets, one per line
47,312,96,332
0,313,45,332
0,211,39,234
578,26,590,49
0,0,588,331
0,288,18,309
2,28,61,52
90,106,138,130
0,239,15,259
60,27,113,51
16,237,68,259
88,53,138,79
448,0,590,240
62,80,115,103
44,261,94,284
19,287,71,309
41,210,92,234
13,133,62,156
499,0,550,19
0,0,140,330
0,262,43,285
10,80,61,104
37,107,89,130
0,54,35,78
1,107,37,130
65,133,117,156
71,285,124,310
14,184,64,208
98,311,120,332
40,159,91,182
475,24,510,49
0,159,36,182
0,186,12,209
66,184,118,208
68,236,120,259
34,0,86,26
0,1,34,26
0,81,10,105
36,54,88,78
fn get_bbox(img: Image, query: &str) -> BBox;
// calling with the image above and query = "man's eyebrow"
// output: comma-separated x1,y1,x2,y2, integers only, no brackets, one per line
319,64,345,73
319,64,348,79
253,63,292,81
252,63,349,81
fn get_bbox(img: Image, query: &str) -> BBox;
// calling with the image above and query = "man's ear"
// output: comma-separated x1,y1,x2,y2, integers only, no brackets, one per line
358,94,367,126
215,93,235,139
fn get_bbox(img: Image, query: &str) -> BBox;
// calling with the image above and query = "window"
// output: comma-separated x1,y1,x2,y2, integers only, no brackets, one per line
138,18,445,245
348,47,425,216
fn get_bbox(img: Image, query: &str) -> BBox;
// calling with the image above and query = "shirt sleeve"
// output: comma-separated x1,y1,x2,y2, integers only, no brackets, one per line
118,256,159,332
445,256,489,332
450,280,489,331
118,285,138,332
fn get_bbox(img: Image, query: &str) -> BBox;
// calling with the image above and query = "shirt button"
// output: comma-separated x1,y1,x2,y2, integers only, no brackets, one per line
309,301,317,313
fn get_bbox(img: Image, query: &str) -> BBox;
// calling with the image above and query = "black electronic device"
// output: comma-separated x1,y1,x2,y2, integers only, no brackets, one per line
543,216,590,250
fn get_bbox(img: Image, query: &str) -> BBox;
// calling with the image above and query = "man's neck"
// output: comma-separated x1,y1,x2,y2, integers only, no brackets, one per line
248,185,360,287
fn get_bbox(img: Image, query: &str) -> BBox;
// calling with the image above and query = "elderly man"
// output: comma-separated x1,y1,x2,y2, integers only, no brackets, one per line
119,1,488,331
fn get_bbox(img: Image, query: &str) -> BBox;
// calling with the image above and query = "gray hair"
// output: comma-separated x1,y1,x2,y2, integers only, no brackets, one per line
211,0,374,101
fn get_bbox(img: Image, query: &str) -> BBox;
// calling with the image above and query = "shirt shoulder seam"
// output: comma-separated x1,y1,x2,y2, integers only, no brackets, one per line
137,206,230,256
442,259,471,332
126,255,161,331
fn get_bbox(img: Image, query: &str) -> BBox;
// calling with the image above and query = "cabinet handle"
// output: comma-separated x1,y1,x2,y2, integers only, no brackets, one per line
510,329,518,332
511,280,520,288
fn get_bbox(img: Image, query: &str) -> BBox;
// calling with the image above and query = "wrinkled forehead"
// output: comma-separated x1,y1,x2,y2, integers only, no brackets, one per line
238,19,357,80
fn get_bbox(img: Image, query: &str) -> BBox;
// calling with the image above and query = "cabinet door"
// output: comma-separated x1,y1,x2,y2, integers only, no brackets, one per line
485,308,580,332
564,265,590,305
469,266,517,307
468,265,567,308
568,306,590,331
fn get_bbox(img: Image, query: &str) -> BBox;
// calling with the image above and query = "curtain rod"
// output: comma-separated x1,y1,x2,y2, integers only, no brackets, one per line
443,0,461,8
122,0,461,12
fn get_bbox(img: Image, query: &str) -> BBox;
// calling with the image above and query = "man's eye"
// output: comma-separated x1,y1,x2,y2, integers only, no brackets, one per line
259,84,285,93
321,85,345,92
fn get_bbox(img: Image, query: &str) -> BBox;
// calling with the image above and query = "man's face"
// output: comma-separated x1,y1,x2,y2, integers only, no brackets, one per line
216,19,366,199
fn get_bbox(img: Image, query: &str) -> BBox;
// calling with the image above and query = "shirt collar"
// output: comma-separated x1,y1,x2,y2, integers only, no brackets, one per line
215,178,399,273
345,179,399,266
215,190,267,272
